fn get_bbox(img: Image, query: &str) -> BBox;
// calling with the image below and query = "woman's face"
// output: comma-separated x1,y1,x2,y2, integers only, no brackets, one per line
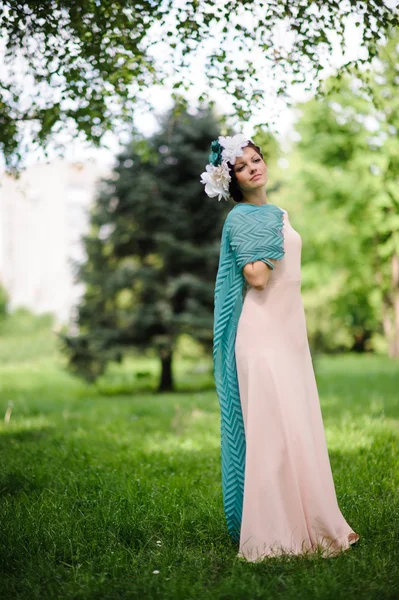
232,146,268,191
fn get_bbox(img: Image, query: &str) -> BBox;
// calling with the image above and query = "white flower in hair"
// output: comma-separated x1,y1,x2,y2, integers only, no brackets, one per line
218,133,249,165
200,160,231,201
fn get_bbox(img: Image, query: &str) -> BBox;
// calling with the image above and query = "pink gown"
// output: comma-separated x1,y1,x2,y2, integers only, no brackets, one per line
234,206,360,561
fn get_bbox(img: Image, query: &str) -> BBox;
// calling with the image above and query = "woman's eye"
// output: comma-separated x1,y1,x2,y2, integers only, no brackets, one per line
236,158,260,172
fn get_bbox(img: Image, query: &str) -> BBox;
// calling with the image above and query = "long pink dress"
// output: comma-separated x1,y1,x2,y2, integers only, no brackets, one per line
234,206,360,561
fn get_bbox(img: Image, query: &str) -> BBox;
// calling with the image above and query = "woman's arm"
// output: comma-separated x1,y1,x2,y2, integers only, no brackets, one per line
243,259,275,290
227,205,284,291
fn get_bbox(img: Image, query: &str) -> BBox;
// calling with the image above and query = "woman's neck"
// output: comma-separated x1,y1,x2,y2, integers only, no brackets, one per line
242,187,268,206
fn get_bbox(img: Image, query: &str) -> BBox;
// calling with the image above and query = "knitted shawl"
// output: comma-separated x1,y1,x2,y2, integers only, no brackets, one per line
213,202,285,543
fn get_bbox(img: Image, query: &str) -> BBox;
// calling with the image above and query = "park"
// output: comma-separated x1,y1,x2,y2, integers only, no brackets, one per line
0,2,398,599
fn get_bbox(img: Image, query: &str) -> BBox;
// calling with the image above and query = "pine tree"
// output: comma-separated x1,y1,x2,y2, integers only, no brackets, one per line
61,105,231,391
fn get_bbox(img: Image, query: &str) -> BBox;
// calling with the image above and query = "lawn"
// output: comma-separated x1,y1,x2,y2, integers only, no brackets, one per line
0,311,398,599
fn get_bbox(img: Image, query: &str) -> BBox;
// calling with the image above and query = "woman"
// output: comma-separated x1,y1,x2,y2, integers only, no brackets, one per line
200,134,360,561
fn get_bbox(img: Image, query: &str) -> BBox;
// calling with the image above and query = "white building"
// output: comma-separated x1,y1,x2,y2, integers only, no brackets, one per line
0,158,112,324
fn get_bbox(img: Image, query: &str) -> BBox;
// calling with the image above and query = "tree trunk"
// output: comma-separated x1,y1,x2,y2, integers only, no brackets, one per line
382,252,399,358
157,348,175,392
382,297,392,352
351,329,372,353
391,252,399,358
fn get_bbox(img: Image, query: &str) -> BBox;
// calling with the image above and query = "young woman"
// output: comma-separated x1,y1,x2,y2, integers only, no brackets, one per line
201,134,360,561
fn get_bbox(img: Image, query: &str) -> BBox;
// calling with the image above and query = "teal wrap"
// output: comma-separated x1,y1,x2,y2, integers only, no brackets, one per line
213,203,285,543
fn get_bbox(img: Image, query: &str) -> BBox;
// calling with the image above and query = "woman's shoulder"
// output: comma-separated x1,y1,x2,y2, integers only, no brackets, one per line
223,204,285,241
226,203,284,225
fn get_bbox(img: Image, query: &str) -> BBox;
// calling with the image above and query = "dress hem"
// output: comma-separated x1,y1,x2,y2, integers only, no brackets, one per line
235,531,360,562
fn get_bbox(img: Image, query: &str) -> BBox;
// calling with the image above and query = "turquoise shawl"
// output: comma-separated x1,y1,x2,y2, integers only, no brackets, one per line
213,203,285,543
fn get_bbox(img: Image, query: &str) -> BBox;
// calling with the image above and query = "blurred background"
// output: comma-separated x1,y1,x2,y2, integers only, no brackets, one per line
0,3,398,597
1,20,398,390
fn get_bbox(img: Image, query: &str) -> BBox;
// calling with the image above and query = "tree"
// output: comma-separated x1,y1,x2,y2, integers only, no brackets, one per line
0,282,9,322
1,1,397,170
61,104,231,391
285,32,399,356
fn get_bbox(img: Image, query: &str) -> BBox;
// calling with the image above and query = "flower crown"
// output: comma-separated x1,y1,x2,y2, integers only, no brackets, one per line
200,133,251,201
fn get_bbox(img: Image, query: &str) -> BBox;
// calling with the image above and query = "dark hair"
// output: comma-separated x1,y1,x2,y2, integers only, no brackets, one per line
227,141,265,203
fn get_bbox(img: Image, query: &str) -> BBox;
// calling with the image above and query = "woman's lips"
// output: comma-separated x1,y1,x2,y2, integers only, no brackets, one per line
251,173,262,180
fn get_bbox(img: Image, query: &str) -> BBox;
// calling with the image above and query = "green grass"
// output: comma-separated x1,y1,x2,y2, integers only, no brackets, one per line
0,312,398,599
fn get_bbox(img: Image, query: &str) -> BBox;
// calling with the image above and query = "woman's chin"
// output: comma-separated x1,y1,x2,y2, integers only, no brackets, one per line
251,179,266,188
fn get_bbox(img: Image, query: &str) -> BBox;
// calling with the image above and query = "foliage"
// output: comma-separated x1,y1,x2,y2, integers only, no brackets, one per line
0,307,57,363
60,105,230,389
0,1,397,170
278,32,399,355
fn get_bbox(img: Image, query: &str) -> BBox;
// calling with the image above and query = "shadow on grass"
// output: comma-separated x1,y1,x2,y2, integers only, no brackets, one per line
0,414,398,599
0,471,44,497
1,350,399,599
95,380,217,397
